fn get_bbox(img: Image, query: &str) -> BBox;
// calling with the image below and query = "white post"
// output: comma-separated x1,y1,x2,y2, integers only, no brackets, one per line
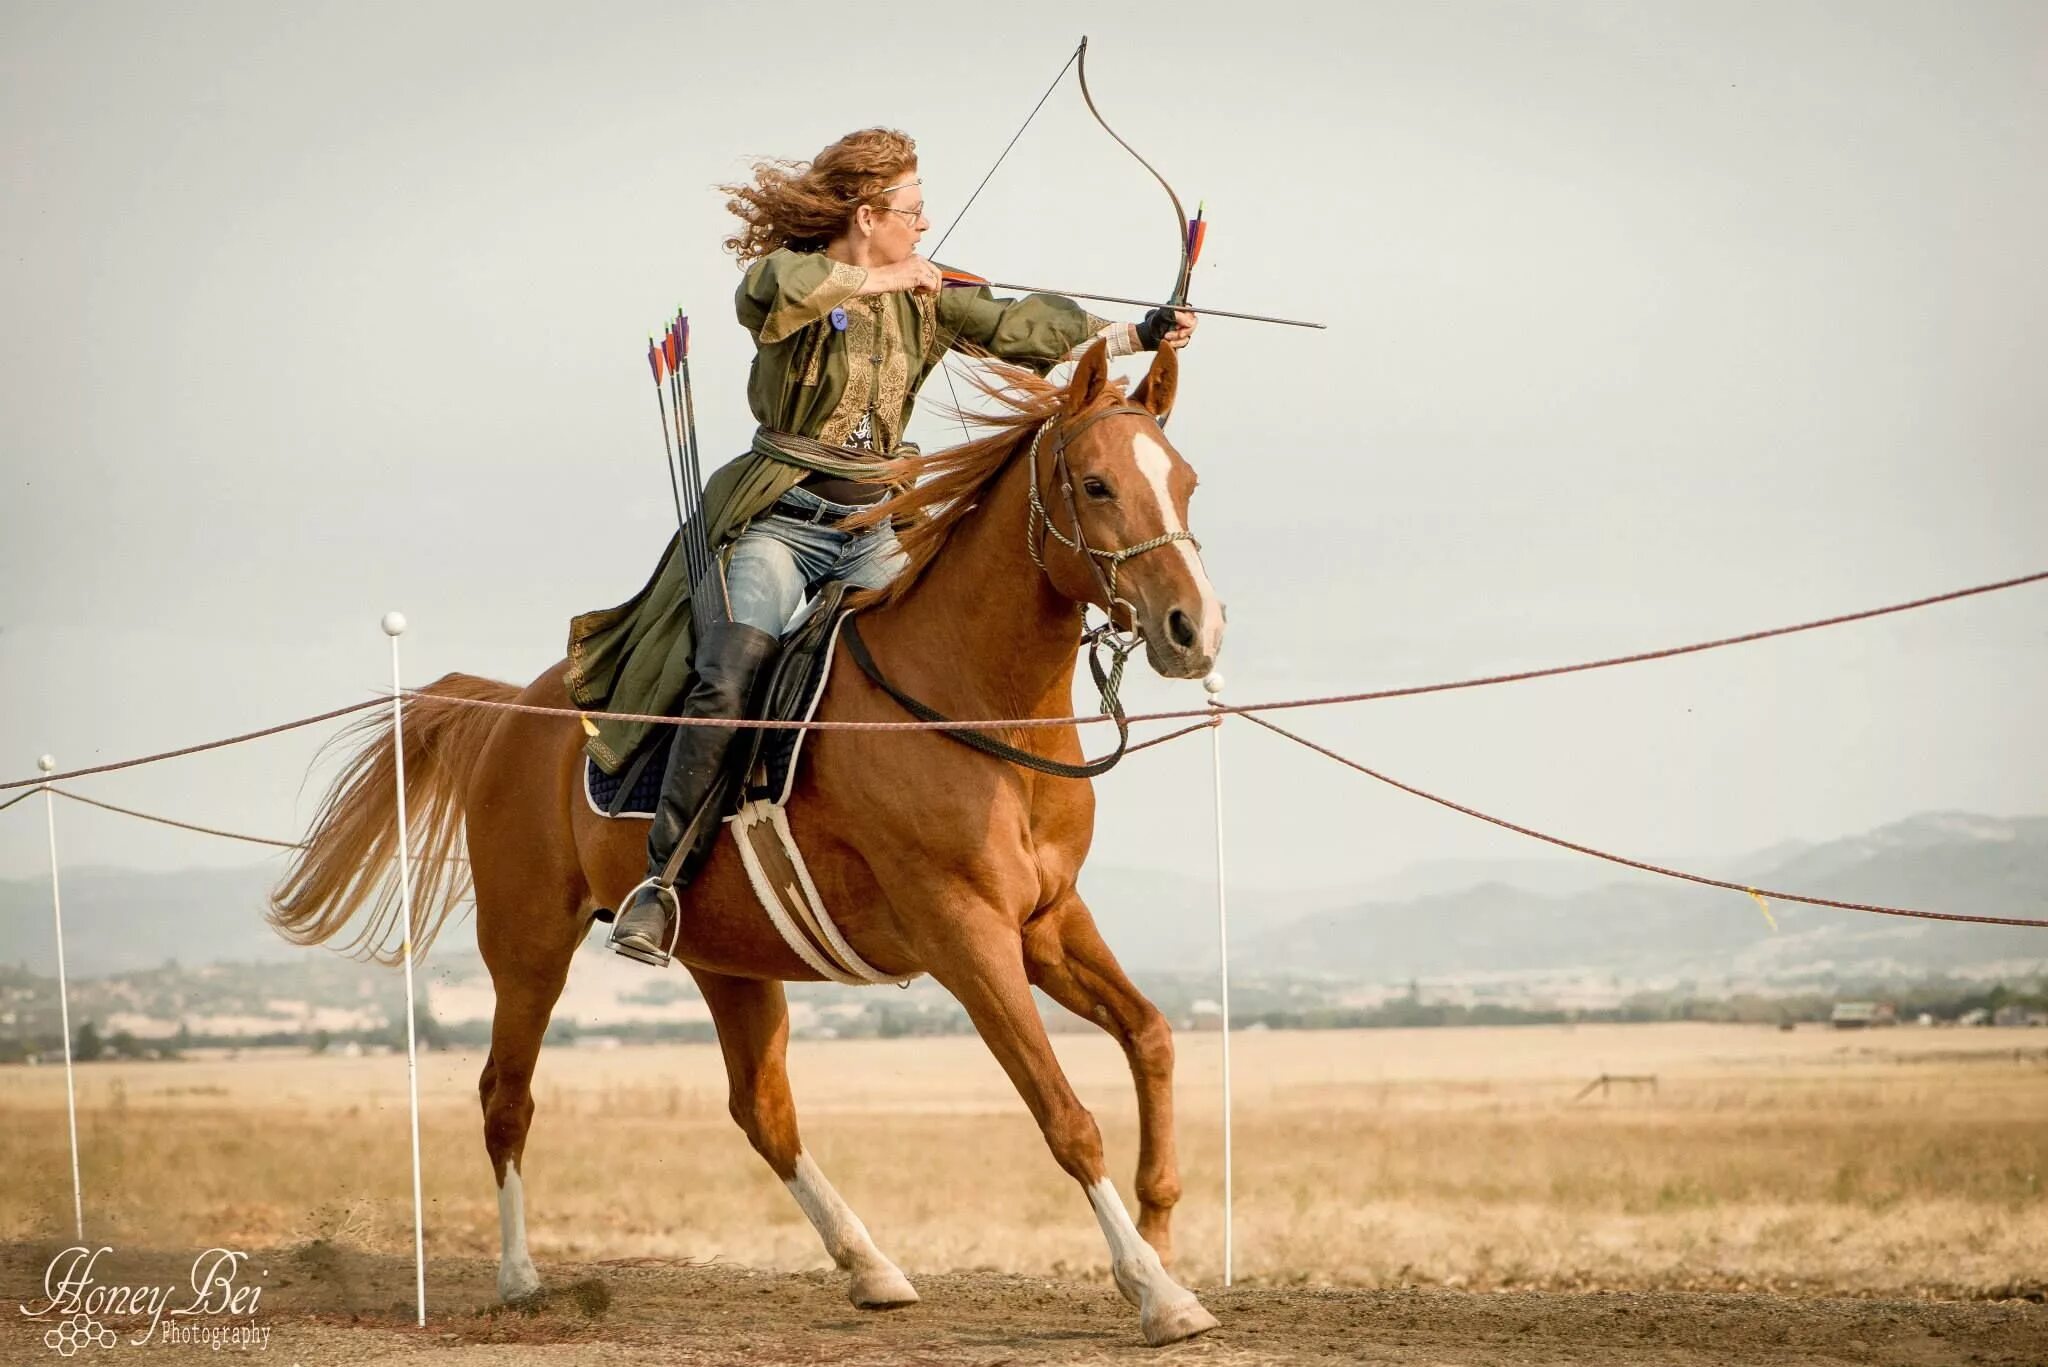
1201,674,1233,1288
382,612,428,1327
39,755,84,1241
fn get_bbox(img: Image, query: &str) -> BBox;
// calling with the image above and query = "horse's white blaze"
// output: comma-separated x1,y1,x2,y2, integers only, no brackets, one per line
496,1165,541,1301
1129,430,1224,657
1085,1176,1194,1311
786,1149,903,1279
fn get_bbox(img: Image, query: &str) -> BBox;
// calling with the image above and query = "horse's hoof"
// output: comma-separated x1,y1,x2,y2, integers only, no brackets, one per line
498,1261,543,1304
1141,1294,1218,1347
849,1266,920,1310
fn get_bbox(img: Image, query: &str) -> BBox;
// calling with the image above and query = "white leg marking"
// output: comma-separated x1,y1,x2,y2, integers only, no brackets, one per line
1086,1177,1218,1345
497,1165,542,1302
785,1150,918,1309
1130,431,1225,656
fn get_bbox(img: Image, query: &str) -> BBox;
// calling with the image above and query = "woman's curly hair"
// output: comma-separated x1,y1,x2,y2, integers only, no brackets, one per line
721,128,918,262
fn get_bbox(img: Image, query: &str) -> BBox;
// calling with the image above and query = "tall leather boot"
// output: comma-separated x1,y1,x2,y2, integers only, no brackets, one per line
610,621,781,966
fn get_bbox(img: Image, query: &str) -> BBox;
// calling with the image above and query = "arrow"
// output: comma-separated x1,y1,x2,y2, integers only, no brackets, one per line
942,275,1324,330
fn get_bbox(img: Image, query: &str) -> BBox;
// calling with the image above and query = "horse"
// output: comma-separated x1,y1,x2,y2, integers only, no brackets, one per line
268,339,1226,1346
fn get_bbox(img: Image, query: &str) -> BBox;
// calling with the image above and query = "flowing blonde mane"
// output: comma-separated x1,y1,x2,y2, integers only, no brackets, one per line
841,359,1132,611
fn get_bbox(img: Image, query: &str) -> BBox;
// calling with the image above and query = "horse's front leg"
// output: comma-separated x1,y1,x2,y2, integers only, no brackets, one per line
922,903,1216,1347
693,969,918,1309
1024,891,1182,1263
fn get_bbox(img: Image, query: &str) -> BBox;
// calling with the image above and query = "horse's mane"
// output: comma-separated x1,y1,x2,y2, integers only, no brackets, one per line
840,357,1131,611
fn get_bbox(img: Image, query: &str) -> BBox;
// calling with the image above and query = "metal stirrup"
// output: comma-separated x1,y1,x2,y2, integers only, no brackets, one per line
608,877,682,965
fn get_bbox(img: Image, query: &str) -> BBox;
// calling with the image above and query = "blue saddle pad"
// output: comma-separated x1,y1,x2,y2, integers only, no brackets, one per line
585,725,671,818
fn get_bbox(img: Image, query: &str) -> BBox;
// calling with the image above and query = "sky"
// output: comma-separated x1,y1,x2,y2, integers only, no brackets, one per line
1,1,2043,901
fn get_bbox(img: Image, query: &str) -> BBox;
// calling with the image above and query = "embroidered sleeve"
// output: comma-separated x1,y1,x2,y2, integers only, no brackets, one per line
737,250,868,345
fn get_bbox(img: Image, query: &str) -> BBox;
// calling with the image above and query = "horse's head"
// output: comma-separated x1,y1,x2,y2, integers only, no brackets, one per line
1035,342,1224,679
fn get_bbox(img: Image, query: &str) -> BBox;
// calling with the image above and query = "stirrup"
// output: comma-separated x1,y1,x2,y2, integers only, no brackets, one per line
607,877,682,968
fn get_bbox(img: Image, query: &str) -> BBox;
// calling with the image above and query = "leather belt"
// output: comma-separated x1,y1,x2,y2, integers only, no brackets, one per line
772,495,869,525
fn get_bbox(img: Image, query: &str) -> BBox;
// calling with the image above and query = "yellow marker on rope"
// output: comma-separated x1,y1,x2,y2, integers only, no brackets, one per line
1745,888,1777,932
579,713,599,738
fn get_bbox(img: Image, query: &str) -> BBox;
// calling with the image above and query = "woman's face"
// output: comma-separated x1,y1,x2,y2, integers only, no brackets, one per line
864,168,929,263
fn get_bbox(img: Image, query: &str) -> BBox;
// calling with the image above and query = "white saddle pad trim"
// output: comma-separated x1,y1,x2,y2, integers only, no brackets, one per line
731,798,916,987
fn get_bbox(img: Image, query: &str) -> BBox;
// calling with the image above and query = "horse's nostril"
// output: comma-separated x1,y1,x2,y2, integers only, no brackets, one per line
1168,608,1197,650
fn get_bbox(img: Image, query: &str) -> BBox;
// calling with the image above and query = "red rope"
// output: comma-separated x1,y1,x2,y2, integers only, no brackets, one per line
1123,715,1220,756
402,567,2048,731
4,568,2040,788
50,788,306,850
48,787,469,864
0,698,384,792
1240,713,2048,930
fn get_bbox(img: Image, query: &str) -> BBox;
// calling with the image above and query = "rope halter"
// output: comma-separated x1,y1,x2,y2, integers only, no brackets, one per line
1024,409,1202,619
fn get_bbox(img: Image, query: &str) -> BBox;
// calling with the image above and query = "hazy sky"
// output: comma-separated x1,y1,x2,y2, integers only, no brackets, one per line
2,2,2042,901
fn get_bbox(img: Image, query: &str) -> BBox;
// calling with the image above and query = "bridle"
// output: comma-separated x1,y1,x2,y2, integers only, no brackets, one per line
841,401,1202,780
1025,402,1201,627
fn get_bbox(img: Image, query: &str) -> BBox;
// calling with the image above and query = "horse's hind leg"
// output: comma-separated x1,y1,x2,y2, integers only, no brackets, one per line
693,968,918,1309
1024,891,1183,1264
476,879,584,1303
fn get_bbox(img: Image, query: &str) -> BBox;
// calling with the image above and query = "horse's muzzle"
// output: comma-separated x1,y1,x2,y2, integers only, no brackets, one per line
1142,600,1221,679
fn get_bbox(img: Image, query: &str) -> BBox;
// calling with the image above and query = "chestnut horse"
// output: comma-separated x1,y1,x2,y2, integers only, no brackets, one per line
269,342,1225,1346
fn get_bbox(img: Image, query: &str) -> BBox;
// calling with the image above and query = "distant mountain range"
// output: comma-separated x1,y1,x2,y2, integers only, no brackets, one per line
1079,812,2047,989
3,814,2042,1015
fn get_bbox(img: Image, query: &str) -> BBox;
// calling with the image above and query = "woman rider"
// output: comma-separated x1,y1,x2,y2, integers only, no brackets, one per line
567,127,1196,966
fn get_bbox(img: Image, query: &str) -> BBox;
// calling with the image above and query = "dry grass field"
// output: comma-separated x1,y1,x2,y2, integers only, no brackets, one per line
3,1023,2045,1300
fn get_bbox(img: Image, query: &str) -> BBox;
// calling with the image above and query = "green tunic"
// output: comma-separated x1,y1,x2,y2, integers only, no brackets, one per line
566,249,1109,772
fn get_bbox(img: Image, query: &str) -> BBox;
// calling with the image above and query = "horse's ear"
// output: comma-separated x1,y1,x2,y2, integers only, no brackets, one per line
1065,338,1113,410
1131,343,1179,422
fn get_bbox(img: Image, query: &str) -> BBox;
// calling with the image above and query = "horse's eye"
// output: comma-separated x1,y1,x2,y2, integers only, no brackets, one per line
1082,476,1113,500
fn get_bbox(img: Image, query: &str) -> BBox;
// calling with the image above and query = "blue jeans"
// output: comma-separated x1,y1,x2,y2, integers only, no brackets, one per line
699,485,907,638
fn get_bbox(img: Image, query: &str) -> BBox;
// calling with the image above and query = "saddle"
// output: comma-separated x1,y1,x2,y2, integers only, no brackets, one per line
582,582,910,986
583,580,853,822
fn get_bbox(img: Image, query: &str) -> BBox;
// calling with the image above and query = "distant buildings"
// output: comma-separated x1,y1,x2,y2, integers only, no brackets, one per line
1829,1001,1896,1029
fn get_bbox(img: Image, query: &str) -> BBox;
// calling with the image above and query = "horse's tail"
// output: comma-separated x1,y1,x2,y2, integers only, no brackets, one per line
269,672,517,965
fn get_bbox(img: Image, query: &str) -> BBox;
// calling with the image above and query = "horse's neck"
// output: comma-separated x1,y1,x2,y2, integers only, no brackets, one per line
867,439,1080,717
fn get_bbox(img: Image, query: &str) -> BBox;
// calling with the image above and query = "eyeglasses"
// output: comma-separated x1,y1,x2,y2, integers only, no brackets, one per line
873,177,925,222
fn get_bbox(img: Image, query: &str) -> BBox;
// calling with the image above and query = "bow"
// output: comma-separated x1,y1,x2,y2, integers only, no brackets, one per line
932,38,1318,333
1074,36,1193,310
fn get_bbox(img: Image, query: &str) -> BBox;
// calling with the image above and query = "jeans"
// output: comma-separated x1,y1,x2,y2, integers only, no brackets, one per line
698,486,907,638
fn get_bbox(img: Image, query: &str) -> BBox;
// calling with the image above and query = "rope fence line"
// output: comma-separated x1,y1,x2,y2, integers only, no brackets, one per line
1,699,385,793
13,710,2032,932
1240,712,2048,930
48,788,305,851
38,787,472,866
1123,715,1221,756
399,566,2048,732
3,569,2039,792
8,721,1222,852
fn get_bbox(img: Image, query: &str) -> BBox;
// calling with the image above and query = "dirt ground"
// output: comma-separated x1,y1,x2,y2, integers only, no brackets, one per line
4,1242,2042,1367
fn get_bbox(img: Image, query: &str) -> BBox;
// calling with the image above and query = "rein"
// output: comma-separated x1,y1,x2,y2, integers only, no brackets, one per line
842,616,1134,779
844,402,1196,779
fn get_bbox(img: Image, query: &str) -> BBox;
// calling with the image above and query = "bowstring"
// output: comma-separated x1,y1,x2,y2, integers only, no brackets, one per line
930,41,1083,447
